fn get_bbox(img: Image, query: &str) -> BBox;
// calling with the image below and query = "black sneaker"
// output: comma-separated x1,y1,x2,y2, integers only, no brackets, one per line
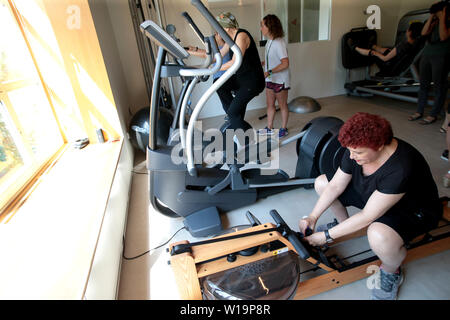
441,149,449,161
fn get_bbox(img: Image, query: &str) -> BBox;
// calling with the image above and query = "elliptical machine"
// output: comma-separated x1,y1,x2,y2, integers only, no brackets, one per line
142,0,345,237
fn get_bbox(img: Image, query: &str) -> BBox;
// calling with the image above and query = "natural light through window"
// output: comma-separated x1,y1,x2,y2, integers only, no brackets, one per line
74,58,122,139
0,0,64,216
13,0,87,141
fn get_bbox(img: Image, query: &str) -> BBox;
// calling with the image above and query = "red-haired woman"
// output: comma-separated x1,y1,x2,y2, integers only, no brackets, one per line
299,112,442,300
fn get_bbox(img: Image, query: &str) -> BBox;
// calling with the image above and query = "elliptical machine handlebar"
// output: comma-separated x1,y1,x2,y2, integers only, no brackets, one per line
181,11,212,68
180,35,222,77
191,0,234,48
178,36,222,150
182,11,206,42
186,0,243,176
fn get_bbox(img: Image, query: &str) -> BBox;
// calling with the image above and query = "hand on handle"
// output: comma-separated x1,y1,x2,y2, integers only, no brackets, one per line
299,215,317,236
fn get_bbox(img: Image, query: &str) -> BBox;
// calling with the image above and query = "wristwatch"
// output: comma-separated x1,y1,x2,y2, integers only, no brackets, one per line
324,230,334,244
268,69,273,76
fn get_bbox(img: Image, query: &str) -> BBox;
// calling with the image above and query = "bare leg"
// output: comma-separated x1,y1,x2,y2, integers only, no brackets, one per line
275,89,289,129
371,44,389,53
355,47,370,56
315,174,349,223
441,113,449,129
367,222,406,273
266,89,276,129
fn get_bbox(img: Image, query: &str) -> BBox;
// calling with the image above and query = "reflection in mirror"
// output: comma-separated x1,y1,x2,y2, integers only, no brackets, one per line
207,0,332,44
263,0,331,43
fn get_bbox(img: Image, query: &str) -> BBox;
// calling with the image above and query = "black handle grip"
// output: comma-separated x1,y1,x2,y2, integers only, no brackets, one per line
246,211,262,226
207,35,218,55
182,11,205,42
191,0,234,47
287,232,310,260
269,209,285,226
269,210,310,260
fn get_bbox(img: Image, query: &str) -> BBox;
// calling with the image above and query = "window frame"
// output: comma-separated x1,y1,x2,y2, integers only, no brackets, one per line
0,0,67,221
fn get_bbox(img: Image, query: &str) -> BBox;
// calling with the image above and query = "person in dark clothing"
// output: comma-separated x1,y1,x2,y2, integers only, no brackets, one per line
214,12,265,128
298,112,442,300
409,1,450,124
350,22,424,76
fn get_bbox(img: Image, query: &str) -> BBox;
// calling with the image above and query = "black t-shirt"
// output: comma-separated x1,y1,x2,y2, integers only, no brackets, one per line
340,138,441,216
394,40,413,58
231,29,265,85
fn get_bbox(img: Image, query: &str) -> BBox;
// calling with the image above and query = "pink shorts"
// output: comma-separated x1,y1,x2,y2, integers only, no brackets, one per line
266,81,290,93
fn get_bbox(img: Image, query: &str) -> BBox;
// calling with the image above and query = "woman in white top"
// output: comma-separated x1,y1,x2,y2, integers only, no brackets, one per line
259,14,291,138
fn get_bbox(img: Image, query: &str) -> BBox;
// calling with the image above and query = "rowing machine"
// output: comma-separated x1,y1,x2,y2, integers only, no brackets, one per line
168,199,450,300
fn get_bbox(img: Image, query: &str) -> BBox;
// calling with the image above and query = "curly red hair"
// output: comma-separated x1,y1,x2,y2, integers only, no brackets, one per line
338,112,393,150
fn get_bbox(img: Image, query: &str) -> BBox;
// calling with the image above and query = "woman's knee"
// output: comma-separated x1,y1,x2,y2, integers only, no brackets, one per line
277,100,289,111
266,102,277,110
367,222,404,251
314,174,329,195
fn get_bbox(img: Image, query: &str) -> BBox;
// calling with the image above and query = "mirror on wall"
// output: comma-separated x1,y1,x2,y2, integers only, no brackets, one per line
207,0,332,44
262,0,331,43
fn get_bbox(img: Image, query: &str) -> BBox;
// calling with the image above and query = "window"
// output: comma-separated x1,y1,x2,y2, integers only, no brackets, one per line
0,0,64,216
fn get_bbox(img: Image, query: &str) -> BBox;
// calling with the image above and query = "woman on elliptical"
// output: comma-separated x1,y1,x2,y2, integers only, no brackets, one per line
213,12,265,130
299,112,442,300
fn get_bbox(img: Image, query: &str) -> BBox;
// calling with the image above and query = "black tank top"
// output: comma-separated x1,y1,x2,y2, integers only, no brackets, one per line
232,29,265,83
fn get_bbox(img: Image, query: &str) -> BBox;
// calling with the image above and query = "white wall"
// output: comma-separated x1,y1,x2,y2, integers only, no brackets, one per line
103,0,150,119
86,0,134,299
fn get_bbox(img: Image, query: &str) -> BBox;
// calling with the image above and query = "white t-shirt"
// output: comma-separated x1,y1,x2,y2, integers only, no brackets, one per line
265,38,290,88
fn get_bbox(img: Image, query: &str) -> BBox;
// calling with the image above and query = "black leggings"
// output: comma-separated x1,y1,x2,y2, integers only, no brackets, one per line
216,75,265,124
373,48,395,75
417,53,450,117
